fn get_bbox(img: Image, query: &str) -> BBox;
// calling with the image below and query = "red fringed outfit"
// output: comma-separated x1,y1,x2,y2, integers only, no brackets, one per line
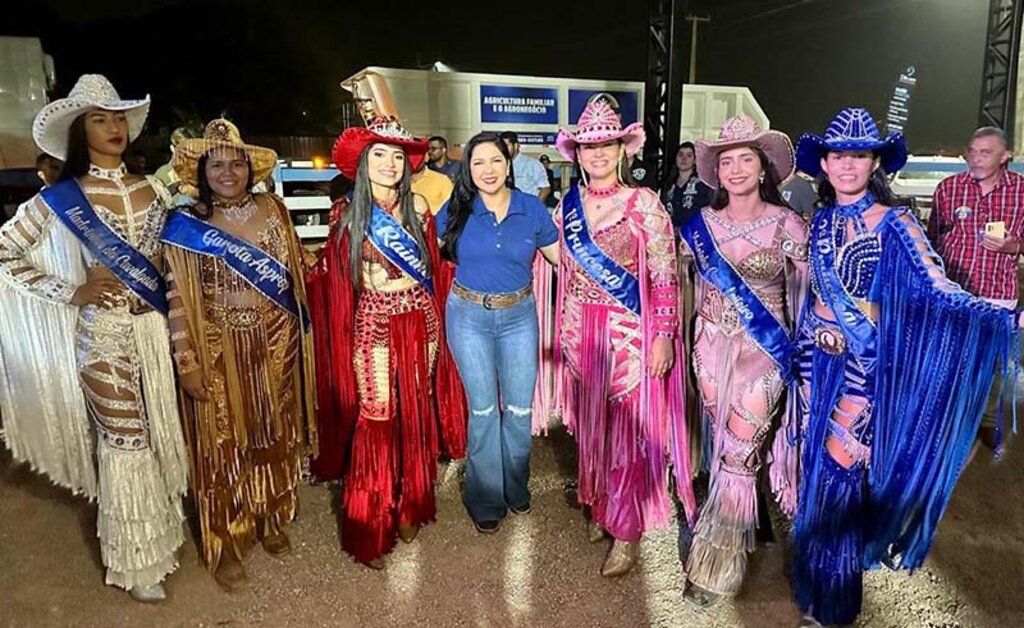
305,198,465,564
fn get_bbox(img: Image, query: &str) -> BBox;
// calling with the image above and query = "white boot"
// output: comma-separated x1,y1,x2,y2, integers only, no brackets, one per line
129,582,167,603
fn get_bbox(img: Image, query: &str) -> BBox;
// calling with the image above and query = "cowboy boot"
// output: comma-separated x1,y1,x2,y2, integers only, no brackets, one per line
600,539,639,577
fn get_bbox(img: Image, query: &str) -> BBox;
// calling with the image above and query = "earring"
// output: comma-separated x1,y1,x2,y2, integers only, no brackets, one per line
758,173,765,184
617,158,625,185
580,165,589,188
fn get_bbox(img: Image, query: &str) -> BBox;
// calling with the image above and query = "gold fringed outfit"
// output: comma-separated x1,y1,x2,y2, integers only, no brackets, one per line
164,193,317,570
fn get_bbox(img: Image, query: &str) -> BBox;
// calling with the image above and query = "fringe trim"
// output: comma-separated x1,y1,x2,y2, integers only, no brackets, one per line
685,468,757,595
793,457,865,626
133,312,189,498
0,280,96,498
342,418,397,564
95,444,185,589
867,212,1018,569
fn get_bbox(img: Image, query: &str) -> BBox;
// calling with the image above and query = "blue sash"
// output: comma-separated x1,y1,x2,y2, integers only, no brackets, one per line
161,211,308,328
366,204,433,294
561,186,641,316
809,206,877,366
680,212,797,380
40,179,168,314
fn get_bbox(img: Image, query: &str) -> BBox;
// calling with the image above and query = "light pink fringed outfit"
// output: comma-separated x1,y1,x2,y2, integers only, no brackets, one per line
684,206,808,596
551,187,698,542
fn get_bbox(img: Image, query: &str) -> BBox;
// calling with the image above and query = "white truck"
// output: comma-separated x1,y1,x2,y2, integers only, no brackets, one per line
277,66,769,240
0,37,55,169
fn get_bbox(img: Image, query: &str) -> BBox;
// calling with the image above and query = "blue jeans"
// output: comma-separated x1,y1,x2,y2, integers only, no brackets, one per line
446,291,538,523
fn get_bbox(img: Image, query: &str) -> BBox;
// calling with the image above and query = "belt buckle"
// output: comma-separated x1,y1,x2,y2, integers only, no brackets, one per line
482,294,494,310
813,326,846,355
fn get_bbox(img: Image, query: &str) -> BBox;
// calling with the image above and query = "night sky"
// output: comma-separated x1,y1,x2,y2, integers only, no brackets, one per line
3,0,989,153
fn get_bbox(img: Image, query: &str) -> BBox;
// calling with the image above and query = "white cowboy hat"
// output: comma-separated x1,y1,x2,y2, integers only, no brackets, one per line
32,74,150,160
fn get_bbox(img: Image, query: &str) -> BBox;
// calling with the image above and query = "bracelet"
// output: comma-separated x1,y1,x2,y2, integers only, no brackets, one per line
173,349,200,375
170,329,190,342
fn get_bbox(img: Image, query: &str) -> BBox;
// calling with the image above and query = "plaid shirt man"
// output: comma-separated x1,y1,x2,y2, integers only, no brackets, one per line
927,169,1024,303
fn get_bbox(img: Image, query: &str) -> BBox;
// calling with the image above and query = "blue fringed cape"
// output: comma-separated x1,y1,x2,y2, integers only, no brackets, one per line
860,209,1017,570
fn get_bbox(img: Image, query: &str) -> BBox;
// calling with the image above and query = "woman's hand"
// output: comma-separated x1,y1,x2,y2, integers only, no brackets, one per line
180,370,210,402
70,267,124,307
649,336,675,378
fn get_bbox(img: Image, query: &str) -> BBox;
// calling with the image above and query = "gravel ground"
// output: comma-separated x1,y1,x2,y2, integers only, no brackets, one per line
1,426,1021,628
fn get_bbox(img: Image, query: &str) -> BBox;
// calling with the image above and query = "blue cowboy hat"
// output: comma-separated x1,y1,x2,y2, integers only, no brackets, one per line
795,107,908,177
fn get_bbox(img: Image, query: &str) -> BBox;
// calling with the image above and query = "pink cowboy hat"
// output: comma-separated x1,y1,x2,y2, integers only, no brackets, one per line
695,115,794,189
556,100,646,161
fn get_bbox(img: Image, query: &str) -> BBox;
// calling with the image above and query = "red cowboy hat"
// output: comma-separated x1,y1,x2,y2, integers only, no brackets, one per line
331,117,428,180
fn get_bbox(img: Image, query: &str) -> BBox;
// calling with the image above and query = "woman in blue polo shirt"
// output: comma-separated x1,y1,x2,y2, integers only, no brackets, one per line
437,132,559,533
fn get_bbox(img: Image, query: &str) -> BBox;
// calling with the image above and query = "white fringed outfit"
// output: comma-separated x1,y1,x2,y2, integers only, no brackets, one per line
0,169,188,589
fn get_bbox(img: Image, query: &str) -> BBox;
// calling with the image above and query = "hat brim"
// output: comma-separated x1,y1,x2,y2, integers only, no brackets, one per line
795,132,908,177
172,139,280,192
32,96,150,161
555,122,646,162
332,127,428,180
695,129,795,189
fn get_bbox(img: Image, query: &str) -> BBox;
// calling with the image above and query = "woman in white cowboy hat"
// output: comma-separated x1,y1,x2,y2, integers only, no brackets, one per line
789,107,1022,628
0,74,188,602
549,99,697,577
160,119,317,590
677,115,809,606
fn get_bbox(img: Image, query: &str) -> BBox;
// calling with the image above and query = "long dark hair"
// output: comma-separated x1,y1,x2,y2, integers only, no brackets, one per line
441,132,514,263
816,163,901,208
57,115,91,182
56,111,142,182
340,145,429,293
188,152,256,219
709,146,792,210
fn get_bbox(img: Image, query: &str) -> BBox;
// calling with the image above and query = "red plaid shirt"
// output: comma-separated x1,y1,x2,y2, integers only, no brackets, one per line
927,170,1024,301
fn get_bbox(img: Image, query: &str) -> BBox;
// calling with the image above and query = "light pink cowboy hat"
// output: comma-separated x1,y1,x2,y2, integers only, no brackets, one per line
695,115,794,189
556,99,646,162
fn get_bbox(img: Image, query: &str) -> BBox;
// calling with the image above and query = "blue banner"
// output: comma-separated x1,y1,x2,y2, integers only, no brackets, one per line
366,205,434,295
480,85,559,124
561,186,641,316
809,205,877,366
681,212,797,379
569,90,640,126
161,211,307,327
40,180,168,315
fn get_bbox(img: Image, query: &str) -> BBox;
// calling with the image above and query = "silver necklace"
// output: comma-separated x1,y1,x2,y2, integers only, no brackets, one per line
217,195,258,224
88,162,128,182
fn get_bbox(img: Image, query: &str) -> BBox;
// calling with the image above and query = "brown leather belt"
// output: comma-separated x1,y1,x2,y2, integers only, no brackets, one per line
452,282,532,309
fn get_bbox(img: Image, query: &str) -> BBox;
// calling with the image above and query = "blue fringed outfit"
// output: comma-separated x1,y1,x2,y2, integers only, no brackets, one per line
793,194,1018,625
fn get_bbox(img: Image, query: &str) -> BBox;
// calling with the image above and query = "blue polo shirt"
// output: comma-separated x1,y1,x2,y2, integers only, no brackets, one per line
436,188,558,294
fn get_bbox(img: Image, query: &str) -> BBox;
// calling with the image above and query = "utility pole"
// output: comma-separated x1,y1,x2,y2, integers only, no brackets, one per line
686,14,711,83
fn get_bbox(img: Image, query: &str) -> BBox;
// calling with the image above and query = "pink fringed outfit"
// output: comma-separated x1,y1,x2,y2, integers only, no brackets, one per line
553,187,697,542
684,206,808,596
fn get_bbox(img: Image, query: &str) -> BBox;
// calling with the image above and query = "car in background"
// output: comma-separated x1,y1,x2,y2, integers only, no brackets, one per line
892,156,1024,222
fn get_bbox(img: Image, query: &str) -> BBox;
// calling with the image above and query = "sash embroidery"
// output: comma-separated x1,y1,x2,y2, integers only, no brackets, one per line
809,206,877,366
40,179,168,314
681,212,797,379
560,186,642,316
161,211,308,328
366,205,434,294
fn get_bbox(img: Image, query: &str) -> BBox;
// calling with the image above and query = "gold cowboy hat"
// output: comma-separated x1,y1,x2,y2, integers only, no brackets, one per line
173,118,278,195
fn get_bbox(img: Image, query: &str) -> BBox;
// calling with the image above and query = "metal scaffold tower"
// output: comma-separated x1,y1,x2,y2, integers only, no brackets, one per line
643,0,690,182
979,0,1024,140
